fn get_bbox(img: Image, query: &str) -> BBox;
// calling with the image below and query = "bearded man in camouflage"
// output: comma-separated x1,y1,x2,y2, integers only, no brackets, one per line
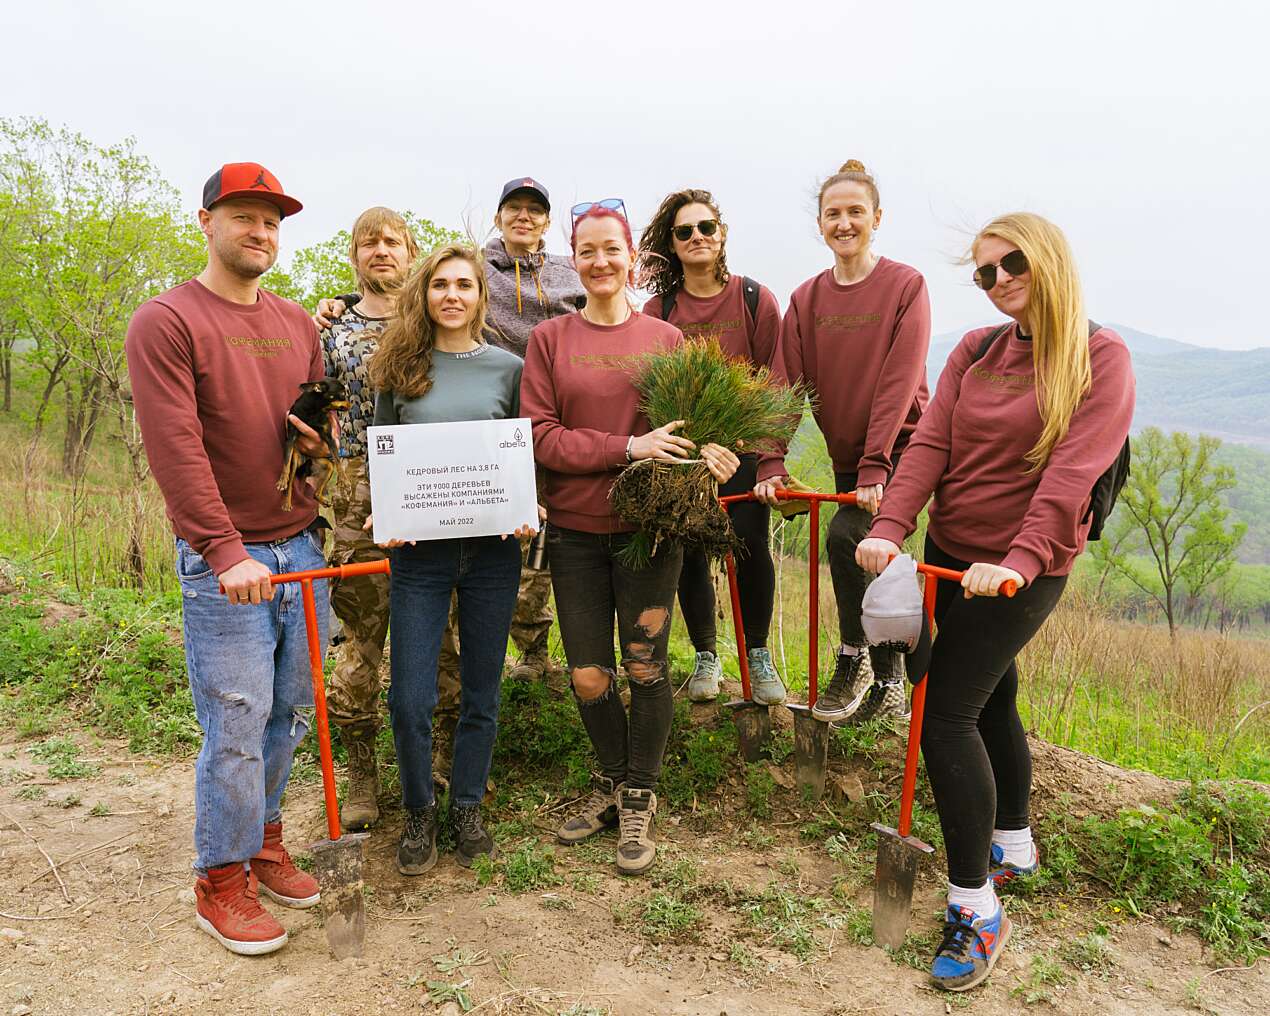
320,207,436,830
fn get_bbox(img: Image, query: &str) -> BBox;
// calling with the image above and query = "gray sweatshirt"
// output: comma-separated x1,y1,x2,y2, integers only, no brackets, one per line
482,237,586,358
373,343,523,427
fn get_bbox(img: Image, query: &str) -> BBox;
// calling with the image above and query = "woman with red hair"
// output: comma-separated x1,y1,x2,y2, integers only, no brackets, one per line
520,202,739,875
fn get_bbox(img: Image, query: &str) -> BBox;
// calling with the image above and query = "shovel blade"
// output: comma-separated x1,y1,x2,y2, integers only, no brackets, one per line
311,834,367,959
870,822,934,950
724,699,772,762
787,704,830,803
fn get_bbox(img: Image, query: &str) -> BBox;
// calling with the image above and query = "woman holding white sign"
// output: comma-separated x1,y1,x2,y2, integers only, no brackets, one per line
369,243,533,877
520,202,739,876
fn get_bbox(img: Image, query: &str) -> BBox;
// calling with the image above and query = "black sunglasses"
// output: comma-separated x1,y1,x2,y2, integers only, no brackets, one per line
973,249,1029,290
672,218,720,242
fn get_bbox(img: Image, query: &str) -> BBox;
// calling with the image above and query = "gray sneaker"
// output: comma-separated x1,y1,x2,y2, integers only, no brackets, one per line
847,680,910,725
747,647,787,705
811,650,872,722
556,774,620,844
615,787,658,876
687,651,722,702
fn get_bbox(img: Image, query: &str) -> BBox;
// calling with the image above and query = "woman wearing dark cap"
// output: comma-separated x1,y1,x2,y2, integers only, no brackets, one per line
637,188,786,706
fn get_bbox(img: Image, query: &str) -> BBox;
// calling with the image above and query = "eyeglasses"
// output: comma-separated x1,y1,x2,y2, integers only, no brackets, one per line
672,219,719,242
973,249,1029,291
571,198,627,222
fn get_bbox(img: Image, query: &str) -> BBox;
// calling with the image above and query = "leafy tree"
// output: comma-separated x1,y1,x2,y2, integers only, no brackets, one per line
1095,427,1245,635
263,212,464,310
0,116,204,583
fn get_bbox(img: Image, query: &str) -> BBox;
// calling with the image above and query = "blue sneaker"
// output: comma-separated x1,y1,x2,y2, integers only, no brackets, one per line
930,903,1012,992
989,842,1039,888
747,647,787,705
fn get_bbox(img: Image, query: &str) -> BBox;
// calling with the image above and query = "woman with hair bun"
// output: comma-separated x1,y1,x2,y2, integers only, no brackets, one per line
756,160,931,724
520,202,740,876
858,212,1134,991
637,188,786,706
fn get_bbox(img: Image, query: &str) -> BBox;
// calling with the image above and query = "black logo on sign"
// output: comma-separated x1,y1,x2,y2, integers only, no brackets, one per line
499,426,527,449
376,433,395,455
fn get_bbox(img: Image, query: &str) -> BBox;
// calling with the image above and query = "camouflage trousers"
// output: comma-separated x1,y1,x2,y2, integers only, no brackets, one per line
327,458,555,732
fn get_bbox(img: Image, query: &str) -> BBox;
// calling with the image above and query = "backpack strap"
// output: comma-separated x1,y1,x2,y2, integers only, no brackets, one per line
973,318,1103,363
661,289,677,320
740,276,761,324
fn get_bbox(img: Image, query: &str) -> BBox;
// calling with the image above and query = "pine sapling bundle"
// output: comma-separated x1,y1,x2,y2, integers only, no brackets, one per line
610,339,806,566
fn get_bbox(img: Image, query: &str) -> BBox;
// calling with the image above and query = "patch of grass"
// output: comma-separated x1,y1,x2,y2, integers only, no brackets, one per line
1060,930,1115,975
29,737,99,779
493,677,591,792
88,801,111,817
639,890,704,943
888,925,940,971
1010,951,1073,1005
51,793,81,809
728,941,761,975
745,763,775,818
659,704,736,809
482,839,563,894
737,882,839,961
15,785,44,800
652,857,700,889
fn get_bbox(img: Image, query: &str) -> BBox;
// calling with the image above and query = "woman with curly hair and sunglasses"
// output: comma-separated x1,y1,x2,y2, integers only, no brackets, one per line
520,200,739,875
858,212,1134,991
756,159,931,726
368,243,534,878
636,188,786,706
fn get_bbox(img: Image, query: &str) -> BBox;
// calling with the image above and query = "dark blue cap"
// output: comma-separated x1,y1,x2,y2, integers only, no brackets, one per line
498,176,550,212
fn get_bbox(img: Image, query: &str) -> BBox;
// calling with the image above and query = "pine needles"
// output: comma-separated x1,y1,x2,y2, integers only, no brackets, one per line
610,340,807,566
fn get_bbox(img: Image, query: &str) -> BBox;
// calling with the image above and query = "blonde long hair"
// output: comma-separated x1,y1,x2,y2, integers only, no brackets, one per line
369,243,489,399
971,212,1091,471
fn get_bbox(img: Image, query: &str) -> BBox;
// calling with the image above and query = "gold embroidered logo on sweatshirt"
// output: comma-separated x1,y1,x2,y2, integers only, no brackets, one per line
226,336,293,359
815,312,881,331
970,364,1035,389
682,319,741,341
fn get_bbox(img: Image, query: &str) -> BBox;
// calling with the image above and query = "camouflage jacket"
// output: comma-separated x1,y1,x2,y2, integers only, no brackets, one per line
322,307,387,460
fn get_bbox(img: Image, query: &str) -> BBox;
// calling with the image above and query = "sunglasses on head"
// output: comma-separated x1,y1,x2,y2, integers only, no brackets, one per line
672,218,720,242
973,249,1029,290
571,198,627,222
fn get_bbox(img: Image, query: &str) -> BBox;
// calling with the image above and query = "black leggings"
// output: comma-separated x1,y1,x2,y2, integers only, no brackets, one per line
908,538,1066,887
547,524,682,791
677,454,775,652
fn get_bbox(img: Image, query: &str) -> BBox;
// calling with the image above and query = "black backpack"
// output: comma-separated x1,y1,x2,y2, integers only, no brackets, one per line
973,319,1130,541
661,276,762,326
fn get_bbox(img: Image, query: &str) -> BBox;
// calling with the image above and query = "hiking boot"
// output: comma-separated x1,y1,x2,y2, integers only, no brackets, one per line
747,647,786,705
615,787,658,875
845,680,909,725
453,802,496,868
194,864,288,956
508,651,551,682
339,724,380,831
250,822,320,908
811,650,871,722
397,805,438,876
687,651,722,702
989,843,1040,888
557,773,620,844
930,903,1012,992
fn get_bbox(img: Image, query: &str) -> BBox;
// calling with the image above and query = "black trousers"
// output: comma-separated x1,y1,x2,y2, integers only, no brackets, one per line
909,537,1067,887
677,454,775,652
547,524,682,791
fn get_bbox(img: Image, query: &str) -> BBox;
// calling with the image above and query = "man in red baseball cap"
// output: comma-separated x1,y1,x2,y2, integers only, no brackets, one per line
126,162,332,955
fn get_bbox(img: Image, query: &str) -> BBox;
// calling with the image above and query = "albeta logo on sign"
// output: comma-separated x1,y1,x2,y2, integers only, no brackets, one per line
499,427,527,449
376,433,395,455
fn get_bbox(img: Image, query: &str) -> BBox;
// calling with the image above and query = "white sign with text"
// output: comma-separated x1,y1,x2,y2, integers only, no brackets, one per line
367,419,537,543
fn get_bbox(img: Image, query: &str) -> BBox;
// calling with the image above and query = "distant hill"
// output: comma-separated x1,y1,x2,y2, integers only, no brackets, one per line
927,323,1270,448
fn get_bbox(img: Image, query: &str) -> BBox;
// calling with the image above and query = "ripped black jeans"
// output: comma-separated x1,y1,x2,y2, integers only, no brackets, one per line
547,523,682,791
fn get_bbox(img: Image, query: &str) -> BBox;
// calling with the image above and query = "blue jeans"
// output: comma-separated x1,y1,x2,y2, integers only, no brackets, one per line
176,527,329,871
388,536,521,809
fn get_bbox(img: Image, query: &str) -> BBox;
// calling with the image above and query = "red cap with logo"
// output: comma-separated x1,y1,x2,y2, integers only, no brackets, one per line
202,162,303,218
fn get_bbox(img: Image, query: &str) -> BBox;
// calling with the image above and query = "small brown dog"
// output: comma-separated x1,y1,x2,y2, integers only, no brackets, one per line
276,378,350,511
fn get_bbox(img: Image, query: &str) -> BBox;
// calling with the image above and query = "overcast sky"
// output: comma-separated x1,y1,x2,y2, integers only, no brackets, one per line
3,0,1265,349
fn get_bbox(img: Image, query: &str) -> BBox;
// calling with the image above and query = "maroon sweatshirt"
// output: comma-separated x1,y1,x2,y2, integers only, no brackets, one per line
870,323,1135,585
775,258,931,486
520,311,683,533
125,279,324,575
643,275,784,475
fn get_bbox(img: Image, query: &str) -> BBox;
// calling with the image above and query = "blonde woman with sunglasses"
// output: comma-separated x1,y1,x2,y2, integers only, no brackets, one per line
636,188,786,706
857,212,1135,991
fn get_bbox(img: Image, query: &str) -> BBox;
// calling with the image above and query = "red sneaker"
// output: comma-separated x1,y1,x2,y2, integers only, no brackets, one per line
250,821,320,909
195,864,288,956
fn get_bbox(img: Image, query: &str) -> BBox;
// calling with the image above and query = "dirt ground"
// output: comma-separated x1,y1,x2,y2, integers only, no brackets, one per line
0,723,1266,1016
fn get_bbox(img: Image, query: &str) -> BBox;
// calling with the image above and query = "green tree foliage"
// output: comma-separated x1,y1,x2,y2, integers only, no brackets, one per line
263,212,464,310
1093,428,1245,635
